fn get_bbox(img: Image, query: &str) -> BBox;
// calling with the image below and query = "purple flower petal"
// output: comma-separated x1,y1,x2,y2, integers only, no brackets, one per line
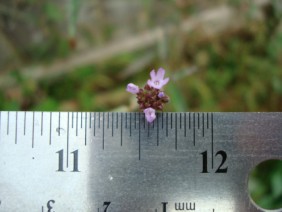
156,68,165,79
126,83,139,94
158,92,165,98
144,107,156,123
147,68,169,89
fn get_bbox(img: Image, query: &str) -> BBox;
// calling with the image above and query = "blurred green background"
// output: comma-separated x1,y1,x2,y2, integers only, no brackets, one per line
0,0,281,210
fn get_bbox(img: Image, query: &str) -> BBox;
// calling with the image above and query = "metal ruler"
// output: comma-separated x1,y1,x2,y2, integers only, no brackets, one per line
0,112,281,212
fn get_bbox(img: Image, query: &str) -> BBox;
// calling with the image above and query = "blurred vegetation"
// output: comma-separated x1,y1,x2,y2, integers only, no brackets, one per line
249,160,282,210
0,0,281,210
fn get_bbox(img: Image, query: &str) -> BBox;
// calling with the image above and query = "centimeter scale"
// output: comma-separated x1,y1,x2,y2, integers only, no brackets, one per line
0,112,281,212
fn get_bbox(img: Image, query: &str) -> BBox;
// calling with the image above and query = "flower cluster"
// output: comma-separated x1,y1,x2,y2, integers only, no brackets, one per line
126,68,170,123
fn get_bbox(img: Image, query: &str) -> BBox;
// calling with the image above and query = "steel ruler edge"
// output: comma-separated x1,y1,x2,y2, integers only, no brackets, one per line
0,111,281,212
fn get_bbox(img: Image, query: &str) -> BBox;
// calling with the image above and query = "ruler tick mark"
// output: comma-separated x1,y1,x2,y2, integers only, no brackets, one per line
134,112,137,129
7,111,9,135
15,112,18,144
198,113,200,129
171,113,173,129
116,113,118,128
32,112,35,148
157,113,159,146
103,113,105,149
193,113,195,146
76,112,78,136
107,112,109,129
139,112,141,160
130,113,132,136
58,112,61,136
162,113,164,129
175,113,178,150
85,112,87,145
67,112,69,168
207,113,209,129
202,113,205,137
94,113,96,136
166,113,168,136
89,112,92,128
184,113,187,137
180,113,182,129
72,112,74,128
211,113,214,169
121,113,123,146
125,113,127,129
112,112,114,136
98,112,100,128
41,112,43,136
49,112,52,145
81,112,83,128
189,112,191,129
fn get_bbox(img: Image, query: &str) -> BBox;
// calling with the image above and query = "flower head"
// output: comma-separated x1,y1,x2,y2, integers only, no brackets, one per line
126,83,139,94
147,68,169,89
144,107,156,123
126,68,170,123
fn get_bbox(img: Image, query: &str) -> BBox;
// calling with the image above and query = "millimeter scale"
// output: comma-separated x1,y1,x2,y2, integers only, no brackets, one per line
0,112,281,212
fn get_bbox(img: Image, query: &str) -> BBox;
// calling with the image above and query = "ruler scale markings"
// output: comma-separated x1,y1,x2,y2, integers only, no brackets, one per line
139,112,141,160
76,112,78,136
175,113,178,150
211,113,214,169
7,111,9,135
207,112,209,129
147,120,150,138
80,112,83,129
24,111,26,135
85,112,87,145
125,113,127,129
162,113,164,129
157,113,159,146
184,113,187,137
116,113,118,129
152,117,155,129
180,113,182,129
94,113,96,136
67,112,69,168
171,113,173,129
112,112,114,136
49,112,52,145
198,113,200,129
189,112,191,129
0,112,1,141
15,112,18,144
41,112,43,136
72,112,74,128
58,112,61,136
32,112,35,148
202,113,205,137
121,113,123,146
98,112,100,128
143,113,145,129
166,113,168,136
103,113,105,149
0,112,281,211
134,112,136,129
130,113,132,137
107,112,109,129
193,113,195,146
89,112,92,128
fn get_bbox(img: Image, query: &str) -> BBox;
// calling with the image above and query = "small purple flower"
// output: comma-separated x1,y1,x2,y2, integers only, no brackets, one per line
126,83,139,94
158,91,165,98
144,107,156,123
147,68,169,89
